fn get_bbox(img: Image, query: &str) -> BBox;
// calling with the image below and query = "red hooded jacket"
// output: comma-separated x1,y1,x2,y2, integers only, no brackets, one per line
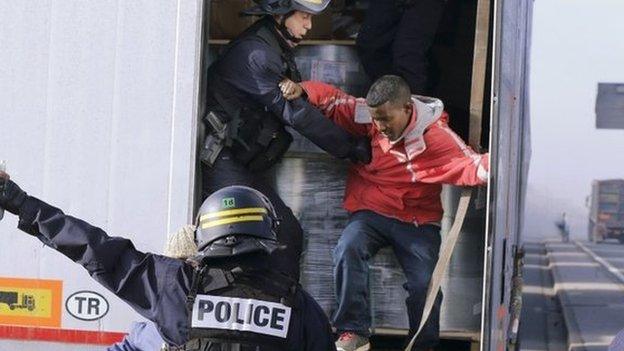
301,81,489,224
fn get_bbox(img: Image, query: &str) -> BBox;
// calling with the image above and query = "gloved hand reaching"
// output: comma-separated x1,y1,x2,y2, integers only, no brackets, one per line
0,171,27,216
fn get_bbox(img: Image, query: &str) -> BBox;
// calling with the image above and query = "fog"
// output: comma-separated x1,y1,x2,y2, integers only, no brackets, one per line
523,0,624,241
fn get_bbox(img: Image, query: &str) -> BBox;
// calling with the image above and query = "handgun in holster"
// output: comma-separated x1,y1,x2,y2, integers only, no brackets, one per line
200,111,229,167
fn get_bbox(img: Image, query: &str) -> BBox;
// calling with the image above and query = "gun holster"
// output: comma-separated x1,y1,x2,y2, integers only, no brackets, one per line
200,111,228,167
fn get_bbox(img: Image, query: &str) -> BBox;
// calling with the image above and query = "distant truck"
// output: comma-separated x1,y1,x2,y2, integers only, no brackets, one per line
588,179,624,243
0,291,36,311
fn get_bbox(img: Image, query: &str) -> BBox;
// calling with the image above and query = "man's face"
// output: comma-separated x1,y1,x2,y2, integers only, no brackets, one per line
283,11,313,43
370,101,412,141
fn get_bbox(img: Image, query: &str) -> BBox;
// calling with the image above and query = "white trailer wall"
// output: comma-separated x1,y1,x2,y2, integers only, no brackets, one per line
0,0,203,347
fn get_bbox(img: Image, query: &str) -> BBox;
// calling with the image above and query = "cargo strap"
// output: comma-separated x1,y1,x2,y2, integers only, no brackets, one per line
405,188,473,351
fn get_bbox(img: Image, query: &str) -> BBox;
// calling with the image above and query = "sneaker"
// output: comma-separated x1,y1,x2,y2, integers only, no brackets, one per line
335,332,371,351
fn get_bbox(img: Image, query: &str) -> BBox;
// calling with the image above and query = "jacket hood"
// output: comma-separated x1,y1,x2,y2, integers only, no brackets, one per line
400,95,444,161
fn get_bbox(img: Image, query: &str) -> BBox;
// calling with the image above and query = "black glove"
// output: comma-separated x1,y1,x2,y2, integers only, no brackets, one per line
0,177,27,215
348,136,372,165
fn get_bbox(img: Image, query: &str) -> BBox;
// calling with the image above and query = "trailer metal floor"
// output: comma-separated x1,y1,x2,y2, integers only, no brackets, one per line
0,331,480,351
368,334,478,351
0,339,476,351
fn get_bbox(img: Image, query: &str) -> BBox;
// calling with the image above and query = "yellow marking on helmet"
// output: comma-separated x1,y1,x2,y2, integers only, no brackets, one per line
200,207,268,222
201,215,264,229
303,0,323,4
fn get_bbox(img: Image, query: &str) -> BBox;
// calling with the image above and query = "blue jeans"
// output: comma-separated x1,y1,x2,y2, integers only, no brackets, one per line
333,210,442,349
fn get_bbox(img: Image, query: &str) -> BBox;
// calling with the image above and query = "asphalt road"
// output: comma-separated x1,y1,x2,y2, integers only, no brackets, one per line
520,241,567,351
521,239,624,351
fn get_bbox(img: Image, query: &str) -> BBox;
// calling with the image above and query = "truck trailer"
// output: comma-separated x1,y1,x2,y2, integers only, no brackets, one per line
0,0,531,350
588,179,624,243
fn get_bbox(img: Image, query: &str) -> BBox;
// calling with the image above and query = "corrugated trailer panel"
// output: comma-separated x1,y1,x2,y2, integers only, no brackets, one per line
483,0,533,350
0,0,203,347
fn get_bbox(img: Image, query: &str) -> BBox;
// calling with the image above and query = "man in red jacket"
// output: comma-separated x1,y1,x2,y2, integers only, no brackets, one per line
281,75,489,351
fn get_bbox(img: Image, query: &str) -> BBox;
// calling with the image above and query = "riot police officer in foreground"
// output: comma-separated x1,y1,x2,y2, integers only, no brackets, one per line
0,171,336,350
201,0,372,282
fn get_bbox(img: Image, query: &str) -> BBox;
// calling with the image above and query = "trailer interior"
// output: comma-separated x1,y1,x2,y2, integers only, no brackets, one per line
198,1,499,350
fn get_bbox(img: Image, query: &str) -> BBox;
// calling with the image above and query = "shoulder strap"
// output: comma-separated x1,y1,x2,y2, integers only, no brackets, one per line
254,22,302,82
231,269,298,306
186,265,207,312
217,17,285,64
254,24,285,55
202,268,236,293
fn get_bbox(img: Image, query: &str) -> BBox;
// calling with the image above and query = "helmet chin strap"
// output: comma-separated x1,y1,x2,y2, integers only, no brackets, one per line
274,12,302,44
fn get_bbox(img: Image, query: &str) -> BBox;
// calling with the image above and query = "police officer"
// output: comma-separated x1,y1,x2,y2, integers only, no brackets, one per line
109,225,197,351
201,0,372,282
356,0,446,95
0,171,336,351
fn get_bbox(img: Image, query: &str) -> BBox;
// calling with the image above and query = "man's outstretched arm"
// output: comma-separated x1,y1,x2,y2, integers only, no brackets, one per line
282,79,370,138
416,123,489,186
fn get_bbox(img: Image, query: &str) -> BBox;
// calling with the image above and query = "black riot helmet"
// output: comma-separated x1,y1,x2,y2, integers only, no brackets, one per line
194,186,281,260
242,0,331,16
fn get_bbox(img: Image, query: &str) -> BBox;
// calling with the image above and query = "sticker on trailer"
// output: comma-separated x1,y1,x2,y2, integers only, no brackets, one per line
0,277,62,328
191,295,291,338
65,291,110,321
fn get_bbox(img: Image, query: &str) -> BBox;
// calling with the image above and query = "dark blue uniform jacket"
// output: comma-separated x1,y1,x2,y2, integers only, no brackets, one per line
206,17,355,159
16,195,336,351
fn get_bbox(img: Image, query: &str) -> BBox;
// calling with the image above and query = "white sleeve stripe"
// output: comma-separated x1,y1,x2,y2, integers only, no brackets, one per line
477,163,489,182
438,122,474,157
321,97,351,115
